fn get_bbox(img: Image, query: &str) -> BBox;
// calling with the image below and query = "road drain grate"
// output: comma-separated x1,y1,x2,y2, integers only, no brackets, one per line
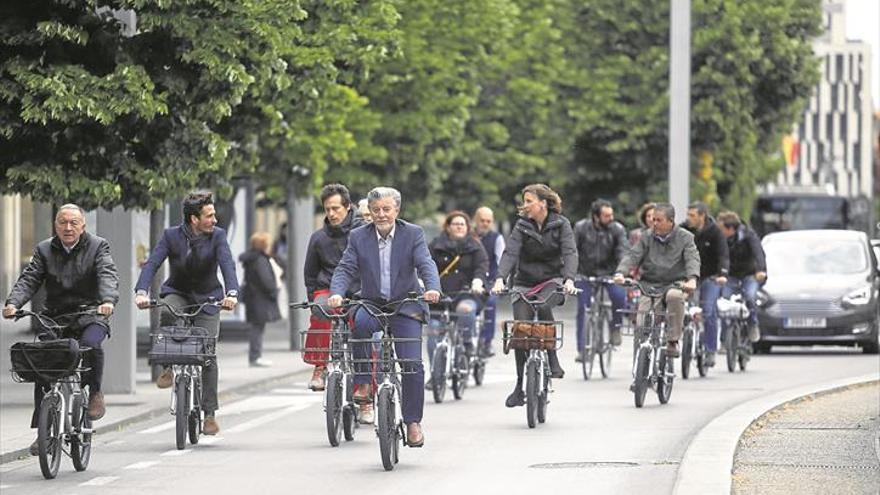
529,461,671,469
739,462,879,471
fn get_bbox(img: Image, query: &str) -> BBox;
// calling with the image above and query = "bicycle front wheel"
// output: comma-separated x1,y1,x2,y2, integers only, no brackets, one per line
633,347,650,408
71,392,92,472
599,315,613,378
452,349,468,400
325,371,344,447
188,378,202,445
472,359,485,386
726,325,738,373
37,394,63,479
175,377,189,450
376,387,398,471
681,326,693,379
582,317,596,380
657,350,674,404
526,360,539,428
430,346,447,403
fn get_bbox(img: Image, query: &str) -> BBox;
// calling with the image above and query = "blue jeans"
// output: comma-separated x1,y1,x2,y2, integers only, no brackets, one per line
479,294,498,343
723,276,760,326
426,298,478,364
352,309,424,424
699,279,723,352
575,279,626,351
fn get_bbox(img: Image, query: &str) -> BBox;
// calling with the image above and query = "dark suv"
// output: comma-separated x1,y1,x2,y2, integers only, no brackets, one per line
756,230,879,354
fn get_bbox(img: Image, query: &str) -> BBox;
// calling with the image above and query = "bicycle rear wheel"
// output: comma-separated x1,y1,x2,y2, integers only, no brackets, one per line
657,350,674,404
726,325,738,373
526,360,538,428
430,346,447,403
71,392,92,472
175,377,189,450
599,315,613,378
681,326,693,379
37,394,62,479
325,371,344,447
376,387,398,471
633,347,650,408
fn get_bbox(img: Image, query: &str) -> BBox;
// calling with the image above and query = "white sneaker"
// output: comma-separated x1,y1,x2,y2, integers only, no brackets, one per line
250,358,273,368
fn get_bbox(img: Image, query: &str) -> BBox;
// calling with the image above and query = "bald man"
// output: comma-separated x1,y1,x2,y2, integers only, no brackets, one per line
473,206,506,356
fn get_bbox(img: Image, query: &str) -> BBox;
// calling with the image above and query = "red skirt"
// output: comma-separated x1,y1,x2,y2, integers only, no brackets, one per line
303,289,332,366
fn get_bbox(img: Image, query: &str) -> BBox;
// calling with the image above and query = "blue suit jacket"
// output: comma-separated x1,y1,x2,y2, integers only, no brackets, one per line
330,219,440,319
135,225,239,315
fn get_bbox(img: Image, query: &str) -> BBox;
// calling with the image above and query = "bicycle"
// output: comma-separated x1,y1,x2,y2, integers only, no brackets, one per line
717,294,752,372
290,300,359,446
680,298,709,379
619,279,678,408
9,309,97,479
471,309,488,386
345,295,425,471
143,300,219,450
428,291,479,402
579,276,616,380
500,285,569,429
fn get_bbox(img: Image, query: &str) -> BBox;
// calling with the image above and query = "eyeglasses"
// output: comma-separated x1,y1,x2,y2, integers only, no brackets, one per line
56,220,82,228
449,222,467,227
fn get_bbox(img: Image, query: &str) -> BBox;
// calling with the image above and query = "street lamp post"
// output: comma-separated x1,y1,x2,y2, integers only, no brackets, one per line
669,0,691,217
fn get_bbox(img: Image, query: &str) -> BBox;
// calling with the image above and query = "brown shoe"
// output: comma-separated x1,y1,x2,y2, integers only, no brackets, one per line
203,415,219,435
353,384,373,404
406,422,424,447
87,391,105,420
666,341,680,358
156,368,173,389
308,367,325,391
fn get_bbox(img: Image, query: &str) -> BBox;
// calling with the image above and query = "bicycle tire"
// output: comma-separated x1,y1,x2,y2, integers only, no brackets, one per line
431,346,447,403
696,325,709,378
726,324,737,373
70,393,92,472
633,347,650,408
472,359,485,386
452,350,468,400
343,404,356,442
738,333,750,371
188,378,201,445
376,387,397,471
37,394,62,479
175,376,188,450
526,360,538,428
537,370,549,424
599,314,613,378
657,350,674,404
582,316,596,380
681,326,693,379
325,371,343,447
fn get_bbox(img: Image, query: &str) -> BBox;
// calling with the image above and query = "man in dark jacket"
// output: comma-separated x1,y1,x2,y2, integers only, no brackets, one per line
134,191,238,436
574,199,629,357
717,211,766,342
473,206,505,356
683,202,729,366
3,204,119,455
302,183,361,390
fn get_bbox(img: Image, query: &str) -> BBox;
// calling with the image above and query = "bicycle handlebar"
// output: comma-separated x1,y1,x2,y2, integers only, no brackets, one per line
141,300,224,318
12,308,99,338
289,300,353,319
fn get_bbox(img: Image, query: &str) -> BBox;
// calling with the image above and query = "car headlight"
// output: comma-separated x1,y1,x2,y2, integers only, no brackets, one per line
842,285,873,307
756,289,772,308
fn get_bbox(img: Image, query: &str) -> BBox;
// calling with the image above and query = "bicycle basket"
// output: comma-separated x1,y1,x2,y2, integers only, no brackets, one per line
348,335,423,376
10,338,82,383
501,321,562,353
148,326,216,366
716,297,749,320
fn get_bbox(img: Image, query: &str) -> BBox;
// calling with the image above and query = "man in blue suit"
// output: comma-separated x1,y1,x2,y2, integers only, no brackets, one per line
134,191,239,436
329,186,441,448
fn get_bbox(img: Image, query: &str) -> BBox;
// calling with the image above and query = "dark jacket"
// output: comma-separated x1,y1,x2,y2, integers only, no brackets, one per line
496,212,578,287
5,232,119,330
479,230,503,281
727,225,767,278
617,225,701,287
304,209,360,299
429,233,489,294
330,219,441,320
239,249,282,325
574,218,628,276
134,224,239,315
682,217,730,279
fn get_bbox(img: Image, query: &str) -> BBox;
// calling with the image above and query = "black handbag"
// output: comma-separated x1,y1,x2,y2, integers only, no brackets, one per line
10,338,82,383
148,326,214,366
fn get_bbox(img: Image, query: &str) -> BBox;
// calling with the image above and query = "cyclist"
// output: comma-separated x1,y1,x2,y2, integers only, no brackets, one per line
491,184,579,407
303,184,362,391
425,211,488,388
3,204,119,455
473,206,506,357
613,203,699,358
134,191,238,436
682,202,729,367
328,186,440,447
717,211,766,342
574,199,628,362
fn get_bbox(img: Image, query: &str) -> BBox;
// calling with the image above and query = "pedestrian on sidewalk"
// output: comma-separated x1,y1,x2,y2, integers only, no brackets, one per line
3,204,119,456
240,232,283,367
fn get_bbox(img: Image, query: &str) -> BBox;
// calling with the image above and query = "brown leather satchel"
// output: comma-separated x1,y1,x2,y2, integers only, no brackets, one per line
508,322,557,351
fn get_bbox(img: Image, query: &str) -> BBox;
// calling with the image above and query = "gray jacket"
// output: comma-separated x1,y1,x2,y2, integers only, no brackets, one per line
616,225,700,286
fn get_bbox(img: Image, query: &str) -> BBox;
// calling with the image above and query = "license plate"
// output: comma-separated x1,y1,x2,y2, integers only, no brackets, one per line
784,317,826,329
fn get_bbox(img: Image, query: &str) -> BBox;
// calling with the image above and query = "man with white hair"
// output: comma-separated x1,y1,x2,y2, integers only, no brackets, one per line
329,186,441,448
4,204,119,456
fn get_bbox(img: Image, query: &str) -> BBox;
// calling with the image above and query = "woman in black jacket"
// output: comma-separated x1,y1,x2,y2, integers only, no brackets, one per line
492,184,579,407
239,232,282,367
426,211,489,381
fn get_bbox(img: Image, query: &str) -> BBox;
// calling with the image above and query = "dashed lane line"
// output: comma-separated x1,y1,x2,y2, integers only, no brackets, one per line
160,449,193,457
124,460,161,470
225,404,314,434
79,476,119,486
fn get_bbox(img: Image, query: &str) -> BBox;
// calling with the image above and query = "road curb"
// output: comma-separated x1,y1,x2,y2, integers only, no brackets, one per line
673,373,879,495
0,367,310,465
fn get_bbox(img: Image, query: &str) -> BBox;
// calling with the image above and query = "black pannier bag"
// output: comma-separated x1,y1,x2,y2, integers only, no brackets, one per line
10,338,82,383
148,326,215,366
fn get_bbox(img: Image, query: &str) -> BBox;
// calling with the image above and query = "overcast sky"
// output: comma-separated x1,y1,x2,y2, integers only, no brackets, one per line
845,0,879,106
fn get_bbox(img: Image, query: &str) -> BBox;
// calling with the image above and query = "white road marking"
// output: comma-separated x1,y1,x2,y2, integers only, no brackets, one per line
225,404,314,434
80,476,119,486
124,460,161,470
221,394,321,415
160,449,193,457
199,436,224,445
0,485,15,490
139,421,176,434
270,387,324,396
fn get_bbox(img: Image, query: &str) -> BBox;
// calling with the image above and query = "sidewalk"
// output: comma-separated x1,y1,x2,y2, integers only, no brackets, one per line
0,319,311,463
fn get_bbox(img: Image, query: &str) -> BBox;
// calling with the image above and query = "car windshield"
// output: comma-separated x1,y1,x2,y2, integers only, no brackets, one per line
765,238,868,275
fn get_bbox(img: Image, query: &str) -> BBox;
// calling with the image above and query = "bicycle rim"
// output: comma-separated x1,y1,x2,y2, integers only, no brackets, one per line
376,388,396,471
37,395,62,479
